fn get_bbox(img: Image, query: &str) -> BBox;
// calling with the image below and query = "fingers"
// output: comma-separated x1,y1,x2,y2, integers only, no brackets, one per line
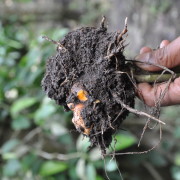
135,37,180,71
160,40,170,48
139,40,170,54
137,77,180,106
140,46,152,54
136,38,180,106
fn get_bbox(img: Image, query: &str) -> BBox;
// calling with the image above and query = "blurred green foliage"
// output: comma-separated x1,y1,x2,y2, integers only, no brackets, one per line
0,5,137,180
148,0,171,15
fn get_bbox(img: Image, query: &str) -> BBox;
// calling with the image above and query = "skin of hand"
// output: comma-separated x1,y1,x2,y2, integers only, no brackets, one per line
135,37,180,106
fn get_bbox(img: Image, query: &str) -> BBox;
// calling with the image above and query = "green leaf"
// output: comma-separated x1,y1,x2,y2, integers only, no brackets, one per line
174,127,180,138
39,161,68,176
174,153,180,166
12,116,31,130
105,160,117,172
96,176,104,180
2,152,17,160
76,159,86,179
76,135,91,152
1,139,20,153
50,122,67,136
11,97,37,117
3,159,21,177
7,39,23,49
89,148,102,161
110,133,137,151
21,154,37,171
34,100,56,125
171,166,180,180
87,163,96,180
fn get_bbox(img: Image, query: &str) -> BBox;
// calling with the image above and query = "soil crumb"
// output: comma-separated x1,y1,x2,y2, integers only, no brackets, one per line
42,20,135,154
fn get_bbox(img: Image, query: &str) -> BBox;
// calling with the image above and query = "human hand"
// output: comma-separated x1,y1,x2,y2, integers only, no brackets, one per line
135,37,180,106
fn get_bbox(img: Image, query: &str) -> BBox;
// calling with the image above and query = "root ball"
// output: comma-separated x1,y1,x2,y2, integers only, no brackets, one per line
42,22,135,153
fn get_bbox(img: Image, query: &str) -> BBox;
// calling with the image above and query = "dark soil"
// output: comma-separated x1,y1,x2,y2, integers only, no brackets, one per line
42,22,135,154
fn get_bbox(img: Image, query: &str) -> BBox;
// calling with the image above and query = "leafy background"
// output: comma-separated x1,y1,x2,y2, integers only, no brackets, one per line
0,0,180,180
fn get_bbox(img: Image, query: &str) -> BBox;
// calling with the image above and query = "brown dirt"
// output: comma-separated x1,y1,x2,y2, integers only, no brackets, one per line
42,21,135,154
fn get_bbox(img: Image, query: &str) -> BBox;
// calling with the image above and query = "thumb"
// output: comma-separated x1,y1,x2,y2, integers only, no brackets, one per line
135,37,180,71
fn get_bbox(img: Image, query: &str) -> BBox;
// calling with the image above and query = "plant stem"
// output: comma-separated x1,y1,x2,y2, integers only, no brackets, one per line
134,73,180,83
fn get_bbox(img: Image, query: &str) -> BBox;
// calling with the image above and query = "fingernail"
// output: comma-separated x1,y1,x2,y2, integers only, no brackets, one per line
134,54,142,61
135,53,145,60
135,52,151,62
134,53,151,70
160,40,170,48
140,47,152,54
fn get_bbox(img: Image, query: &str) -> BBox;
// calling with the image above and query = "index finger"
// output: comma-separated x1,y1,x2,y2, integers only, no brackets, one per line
137,77,180,106
135,37,180,71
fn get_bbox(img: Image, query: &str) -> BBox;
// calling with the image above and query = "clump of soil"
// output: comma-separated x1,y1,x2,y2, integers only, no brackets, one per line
42,19,135,154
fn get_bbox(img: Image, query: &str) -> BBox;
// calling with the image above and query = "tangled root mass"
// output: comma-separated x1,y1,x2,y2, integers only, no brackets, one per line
42,23,135,153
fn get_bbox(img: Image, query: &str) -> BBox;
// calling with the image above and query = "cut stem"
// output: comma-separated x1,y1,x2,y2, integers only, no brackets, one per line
134,73,180,83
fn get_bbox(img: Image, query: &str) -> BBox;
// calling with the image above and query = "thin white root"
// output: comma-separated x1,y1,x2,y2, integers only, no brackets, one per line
112,93,165,125
42,35,67,51
119,99,165,125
